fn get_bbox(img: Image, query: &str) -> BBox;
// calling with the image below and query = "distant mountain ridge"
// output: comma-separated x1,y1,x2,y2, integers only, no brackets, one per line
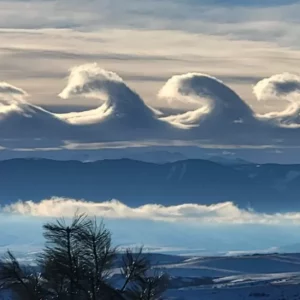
1,158,300,212
0,149,255,164
121,151,187,163
207,156,253,166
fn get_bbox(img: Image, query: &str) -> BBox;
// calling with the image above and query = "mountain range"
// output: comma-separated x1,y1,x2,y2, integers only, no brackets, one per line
1,158,300,212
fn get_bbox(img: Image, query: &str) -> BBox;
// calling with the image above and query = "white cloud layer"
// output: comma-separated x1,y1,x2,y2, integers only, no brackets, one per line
4,197,300,225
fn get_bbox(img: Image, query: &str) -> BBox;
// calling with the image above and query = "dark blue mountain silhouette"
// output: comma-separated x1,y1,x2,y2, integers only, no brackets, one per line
1,158,300,212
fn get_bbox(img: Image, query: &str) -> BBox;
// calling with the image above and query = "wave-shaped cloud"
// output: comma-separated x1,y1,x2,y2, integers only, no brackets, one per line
158,73,254,127
1,63,300,149
58,63,162,125
4,197,300,225
57,63,177,141
0,83,71,142
157,72,266,145
0,82,28,117
0,82,27,98
254,73,300,128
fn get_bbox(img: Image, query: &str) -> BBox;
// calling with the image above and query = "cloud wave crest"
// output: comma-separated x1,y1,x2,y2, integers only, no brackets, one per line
1,64,300,149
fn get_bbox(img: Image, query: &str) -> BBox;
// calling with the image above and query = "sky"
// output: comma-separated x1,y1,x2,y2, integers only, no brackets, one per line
2,0,300,161
3,198,300,257
1,0,300,110
3,1,300,255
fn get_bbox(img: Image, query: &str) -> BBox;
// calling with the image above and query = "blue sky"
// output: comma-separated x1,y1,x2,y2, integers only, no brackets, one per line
1,212,300,258
2,0,300,251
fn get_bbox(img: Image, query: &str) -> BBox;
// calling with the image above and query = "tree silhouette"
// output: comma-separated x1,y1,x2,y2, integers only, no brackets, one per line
0,214,168,300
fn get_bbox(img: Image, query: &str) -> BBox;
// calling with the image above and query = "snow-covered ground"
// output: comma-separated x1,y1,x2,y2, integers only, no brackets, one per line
151,253,300,300
3,251,300,299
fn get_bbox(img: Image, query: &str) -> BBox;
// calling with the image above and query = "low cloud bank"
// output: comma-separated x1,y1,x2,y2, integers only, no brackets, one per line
3,197,300,225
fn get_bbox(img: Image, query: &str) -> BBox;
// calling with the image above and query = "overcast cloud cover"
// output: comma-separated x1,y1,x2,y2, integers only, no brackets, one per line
1,0,300,160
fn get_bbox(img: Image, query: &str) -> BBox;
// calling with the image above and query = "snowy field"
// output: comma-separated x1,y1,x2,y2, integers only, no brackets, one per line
2,216,300,299
2,234,300,299
151,253,300,300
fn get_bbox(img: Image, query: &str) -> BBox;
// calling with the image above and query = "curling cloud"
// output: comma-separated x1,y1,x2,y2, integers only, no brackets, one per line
2,64,300,150
157,72,269,145
59,63,124,100
4,197,300,225
158,73,255,128
0,82,28,98
0,82,28,116
254,73,300,128
58,63,164,128
0,82,72,142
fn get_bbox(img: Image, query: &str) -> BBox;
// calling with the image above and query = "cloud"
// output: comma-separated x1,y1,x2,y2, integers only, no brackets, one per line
156,72,277,146
1,0,300,159
58,63,126,125
0,82,27,98
56,65,277,145
4,197,300,225
56,63,178,140
58,63,159,125
59,63,125,100
0,82,28,117
3,63,300,151
1,0,299,48
0,82,72,142
254,73,300,128
158,72,254,128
